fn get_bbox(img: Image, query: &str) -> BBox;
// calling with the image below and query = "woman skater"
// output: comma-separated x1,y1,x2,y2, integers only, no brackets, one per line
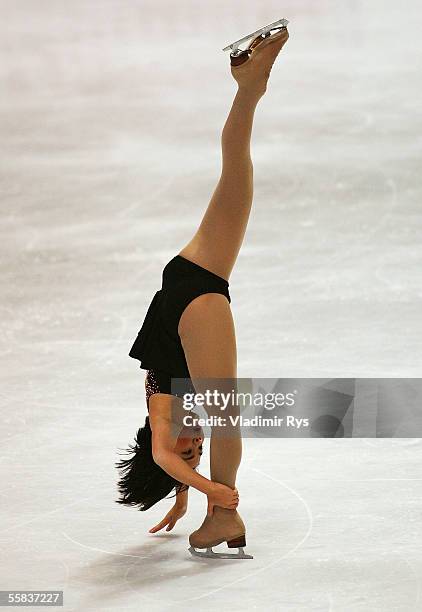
116,23,289,559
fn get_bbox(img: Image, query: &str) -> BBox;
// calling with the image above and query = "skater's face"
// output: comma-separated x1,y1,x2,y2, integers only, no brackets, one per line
174,424,204,469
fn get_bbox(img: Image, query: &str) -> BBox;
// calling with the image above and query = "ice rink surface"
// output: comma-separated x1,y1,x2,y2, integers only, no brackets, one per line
1,0,421,610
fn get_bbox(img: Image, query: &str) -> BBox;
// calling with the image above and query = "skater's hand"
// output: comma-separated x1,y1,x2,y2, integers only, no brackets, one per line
149,502,187,533
207,482,239,515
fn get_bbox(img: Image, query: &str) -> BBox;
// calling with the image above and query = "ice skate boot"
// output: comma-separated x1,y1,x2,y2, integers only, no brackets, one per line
188,506,253,559
223,18,289,67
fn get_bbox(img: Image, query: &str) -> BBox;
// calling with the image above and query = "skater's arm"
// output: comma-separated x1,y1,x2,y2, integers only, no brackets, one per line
150,413,212,493
153,446,213,494
175,485,189,510
150,413,238,509
154,447,238,509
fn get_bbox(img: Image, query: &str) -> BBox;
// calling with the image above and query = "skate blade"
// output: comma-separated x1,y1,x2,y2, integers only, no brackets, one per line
222,18,289,54
188,545,254,560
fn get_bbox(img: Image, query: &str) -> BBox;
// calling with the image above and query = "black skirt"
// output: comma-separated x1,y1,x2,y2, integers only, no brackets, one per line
128,255,231,380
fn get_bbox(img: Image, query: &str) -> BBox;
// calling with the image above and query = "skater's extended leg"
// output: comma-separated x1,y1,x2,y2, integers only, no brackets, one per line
178,88,258,281
178,28,289,281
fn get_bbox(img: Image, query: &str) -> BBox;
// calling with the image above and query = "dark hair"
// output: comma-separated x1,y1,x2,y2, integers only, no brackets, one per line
115,416,188,511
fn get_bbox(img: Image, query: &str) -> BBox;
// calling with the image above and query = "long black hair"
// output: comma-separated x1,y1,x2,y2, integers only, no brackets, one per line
115,416,188,511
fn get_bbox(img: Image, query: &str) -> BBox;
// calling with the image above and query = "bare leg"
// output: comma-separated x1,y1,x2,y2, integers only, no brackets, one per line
179,293,240,489
179,293,247,549
178,27,289,281
178,27,290,492
179,28,290,552
178,90,258,281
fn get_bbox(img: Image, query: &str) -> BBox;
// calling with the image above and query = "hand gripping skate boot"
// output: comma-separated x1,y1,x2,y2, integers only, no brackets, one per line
223,18,289,67
188,506,253,559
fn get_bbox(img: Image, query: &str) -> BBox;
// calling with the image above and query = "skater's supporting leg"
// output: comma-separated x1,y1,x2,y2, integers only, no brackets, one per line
179,293,241,489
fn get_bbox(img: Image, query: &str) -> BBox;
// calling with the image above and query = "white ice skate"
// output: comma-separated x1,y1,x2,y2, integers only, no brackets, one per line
188,522,254,560
189,543,254,560
223,18,289,66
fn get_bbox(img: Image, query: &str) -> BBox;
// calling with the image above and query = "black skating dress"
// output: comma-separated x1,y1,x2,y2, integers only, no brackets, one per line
128,254,231,410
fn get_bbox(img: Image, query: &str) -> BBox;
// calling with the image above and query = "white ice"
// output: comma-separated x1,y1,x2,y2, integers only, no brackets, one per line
1,0,421,610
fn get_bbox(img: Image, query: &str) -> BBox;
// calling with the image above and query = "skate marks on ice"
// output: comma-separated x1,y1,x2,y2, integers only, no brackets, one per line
63,519,195,611
175,466,314,604
186,442,422,610
114,173,177,220
62,530,149,559
53,461,312,608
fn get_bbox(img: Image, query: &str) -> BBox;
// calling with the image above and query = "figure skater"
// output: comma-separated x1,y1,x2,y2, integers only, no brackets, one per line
115,23,290,559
